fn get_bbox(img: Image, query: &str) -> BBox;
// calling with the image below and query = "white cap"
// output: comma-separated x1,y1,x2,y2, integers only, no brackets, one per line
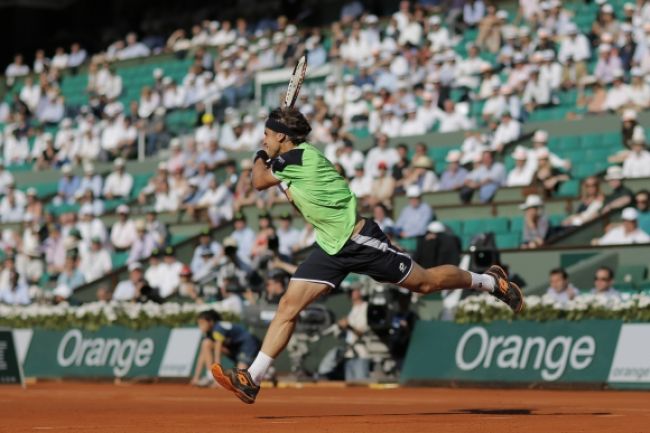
113,157,125,167
446,150,461,163
53,284,72,299
632,128,646,144
153,68,163,78
128,262,143,271
622,109,637,121
429,15,441,25
533,130,549,143
79,204,94,216
406,185,422,198
496,10,508,19
520,194,544,210
624,2,635,10
427,221,446,233
83,162,94,173
61,164,72,174
622,207,638,221
605,165,624,180
117,204,130,214
346,85,362,101
602,4,614,13
598,44,612,53
512,147,528,160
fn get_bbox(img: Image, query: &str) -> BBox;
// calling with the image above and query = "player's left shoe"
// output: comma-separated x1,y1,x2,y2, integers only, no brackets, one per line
210,364,260,404
485,265,525,313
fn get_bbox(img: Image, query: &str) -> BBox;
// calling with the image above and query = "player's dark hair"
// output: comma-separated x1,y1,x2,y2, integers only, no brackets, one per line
197,310,221,323
549,267,568,279
268,107,312,144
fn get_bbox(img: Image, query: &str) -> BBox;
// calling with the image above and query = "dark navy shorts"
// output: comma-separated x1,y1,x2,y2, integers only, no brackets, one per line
292,218,414,288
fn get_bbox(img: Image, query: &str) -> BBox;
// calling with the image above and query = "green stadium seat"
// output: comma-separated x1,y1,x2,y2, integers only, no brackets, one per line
556,179,580,197
442,219,463,235
496,233,521,249
111,252,129,269
510,217,524,233
397,237,418,253
614,265,647,288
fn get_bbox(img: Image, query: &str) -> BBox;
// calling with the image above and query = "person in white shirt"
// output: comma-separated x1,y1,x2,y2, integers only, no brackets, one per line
491,112,522,152
154,180,180,214
339,284,370,381
19,76,41,112
402,156,439,193
113,262,145,302
622,132,650,178
103,158,133,199
195,113,219,151
137,87,160,119
545,268,580,305
5,54,29,78
117,33,151,60
236,116,261,152
364,134,400,179
604,70,631,112
506,147,535,187
154,248,183,298
378,107,403,138
349,164,373,200
79,237,112,282
51,47,69,70
526,130,571,171
110,205,138,250
0,160,15,194
427,15,451,51
417,92,443,131
3,129,29,164
400,107,428,136
438,100,473,133
629,68,650,110
558,24,590,64
482,85,506,122
337,140,365,178
540,50,562,91
343,86,368,125
523,67,552,111
76,205,107,245
594,207,650,245
68,42,87,68
276,214,302,259
193,178,233,226
0,183,26,222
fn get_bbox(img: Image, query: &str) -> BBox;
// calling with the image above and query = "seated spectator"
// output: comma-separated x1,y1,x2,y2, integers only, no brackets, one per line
601,166,634,214
154,180,180,213
545,268,580,304
103,158,133,199
56,252,86,291
609,109,644,163
590,266,620,299
506,147,534,187
117,32,151,60
190,229,223,275
110,205,137,251
585,79,608,115
533,148,570,197
439,150,468,191
113,262,146,302
491,111,521,152
276,213,301,260
5,54,29,78
438,100,473,133
563,177,605,227
363,134,400,179
231,213,255,266
78,163,103,198
523,66,553,112
520,194,549,249
349,163,373,201
460,149,505,203
0,183,26,223
199,140,228,170
558,23,590,78
622,130,650,178
190,178,233,226
156,247,183,298
367,162,396,209
0,159,15,195
178,266,202,302
145,209,168,247
593,207,650,245
0,270,30,305
476,4,500,52
293,222,317,252
43,223,65,276
79,237,112,282
128,219,156,264
629,68,650,110
395,186,433,238
402,156,439,193
594,44,622,85
24,188,43,222
604,70,631,112
76,205,107,245
635,190,650,235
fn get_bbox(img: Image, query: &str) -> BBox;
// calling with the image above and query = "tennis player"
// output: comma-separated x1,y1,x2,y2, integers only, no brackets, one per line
211,107,524,404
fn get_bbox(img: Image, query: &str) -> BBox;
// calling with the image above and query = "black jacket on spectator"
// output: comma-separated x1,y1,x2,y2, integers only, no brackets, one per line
414,232,462,268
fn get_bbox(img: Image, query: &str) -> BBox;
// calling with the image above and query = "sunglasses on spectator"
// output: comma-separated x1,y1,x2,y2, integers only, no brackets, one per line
594,276,611,281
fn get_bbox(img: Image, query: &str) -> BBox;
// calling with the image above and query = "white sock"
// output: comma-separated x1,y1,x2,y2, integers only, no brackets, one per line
470,272,495,292
248,351,274,385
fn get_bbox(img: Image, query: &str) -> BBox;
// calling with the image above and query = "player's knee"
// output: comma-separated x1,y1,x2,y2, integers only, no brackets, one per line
276,295,301,322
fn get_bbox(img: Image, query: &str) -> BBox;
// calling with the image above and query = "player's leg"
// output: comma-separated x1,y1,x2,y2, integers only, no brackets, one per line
400,261,524,312
211,280,334,404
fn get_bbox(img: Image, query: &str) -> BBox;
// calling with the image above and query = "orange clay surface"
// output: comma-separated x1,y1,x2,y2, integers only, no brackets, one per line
1,382,648,433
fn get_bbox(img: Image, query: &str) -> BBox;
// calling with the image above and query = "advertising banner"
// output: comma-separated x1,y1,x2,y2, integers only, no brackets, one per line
0,329,24,386
607,324,650,389
401,320,622,385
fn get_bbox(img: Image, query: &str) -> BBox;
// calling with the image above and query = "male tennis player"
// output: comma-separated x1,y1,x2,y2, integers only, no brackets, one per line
211,107,524,404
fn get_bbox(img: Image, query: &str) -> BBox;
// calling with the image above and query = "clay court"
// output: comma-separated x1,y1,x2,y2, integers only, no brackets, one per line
1,382,647,433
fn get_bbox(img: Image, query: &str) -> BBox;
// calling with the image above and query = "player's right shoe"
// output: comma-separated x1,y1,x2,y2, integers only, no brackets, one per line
210,364,260,404
485,265,525,313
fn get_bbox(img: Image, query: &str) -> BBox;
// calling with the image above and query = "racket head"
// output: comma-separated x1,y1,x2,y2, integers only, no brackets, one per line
284,54,308,108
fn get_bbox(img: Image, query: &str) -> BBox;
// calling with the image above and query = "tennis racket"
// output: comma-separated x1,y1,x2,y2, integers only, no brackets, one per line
284,54,308,108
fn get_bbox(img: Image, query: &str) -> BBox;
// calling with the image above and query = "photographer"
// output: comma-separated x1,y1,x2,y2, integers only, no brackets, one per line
338,284,370,381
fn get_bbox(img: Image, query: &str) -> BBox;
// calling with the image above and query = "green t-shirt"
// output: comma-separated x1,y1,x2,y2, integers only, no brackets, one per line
271,142,357,255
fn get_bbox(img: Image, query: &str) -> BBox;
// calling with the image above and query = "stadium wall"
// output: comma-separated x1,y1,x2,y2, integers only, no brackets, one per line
401,320,650,390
